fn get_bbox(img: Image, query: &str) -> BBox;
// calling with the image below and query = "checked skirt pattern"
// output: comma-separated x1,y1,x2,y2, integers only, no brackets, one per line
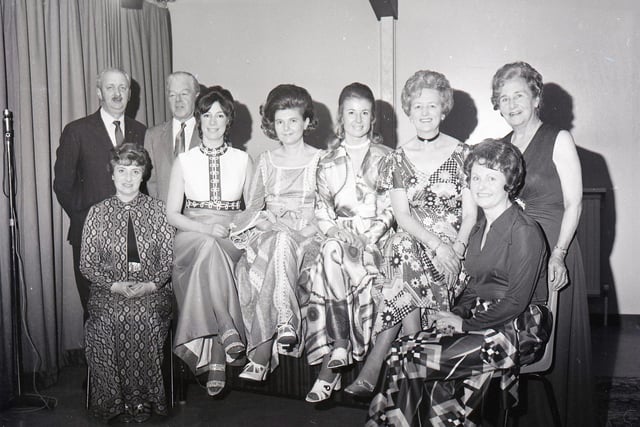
367,302,549,426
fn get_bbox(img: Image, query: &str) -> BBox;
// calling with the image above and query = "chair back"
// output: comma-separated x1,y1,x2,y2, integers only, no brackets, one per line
520,286,558,374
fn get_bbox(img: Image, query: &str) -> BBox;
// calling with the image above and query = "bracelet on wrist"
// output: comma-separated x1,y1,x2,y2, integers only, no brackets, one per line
552,245,568,258
553,245,568,254
454,239,467,249
429,240,443,257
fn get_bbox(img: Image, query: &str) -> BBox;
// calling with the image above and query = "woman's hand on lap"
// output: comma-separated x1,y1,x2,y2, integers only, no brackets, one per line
209,223,229,238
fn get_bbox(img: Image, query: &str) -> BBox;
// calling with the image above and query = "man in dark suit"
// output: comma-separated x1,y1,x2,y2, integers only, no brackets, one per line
53,67,146,318
145,71,201,203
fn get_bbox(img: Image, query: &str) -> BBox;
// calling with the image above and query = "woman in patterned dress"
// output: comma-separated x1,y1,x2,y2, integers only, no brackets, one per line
81,143,174,423
367,139,552,426
345,70,476,396
230,84,322,381
492,61,595,427
169,87,253,396
303,82,394,403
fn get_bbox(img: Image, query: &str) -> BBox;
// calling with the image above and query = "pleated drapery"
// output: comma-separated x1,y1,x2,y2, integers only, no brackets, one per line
0,0,172,407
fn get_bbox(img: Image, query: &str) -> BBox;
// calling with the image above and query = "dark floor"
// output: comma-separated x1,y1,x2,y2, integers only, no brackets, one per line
1,321,638,427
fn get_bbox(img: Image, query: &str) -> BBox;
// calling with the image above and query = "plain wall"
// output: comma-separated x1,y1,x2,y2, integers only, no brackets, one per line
170,0,639,314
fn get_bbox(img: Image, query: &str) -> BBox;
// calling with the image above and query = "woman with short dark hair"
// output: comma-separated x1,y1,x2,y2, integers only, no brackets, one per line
82,143,174,423
367,139,551,426
168,86,254,396
230,84,322,382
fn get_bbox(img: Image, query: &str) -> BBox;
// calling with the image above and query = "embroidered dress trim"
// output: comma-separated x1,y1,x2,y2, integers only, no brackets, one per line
185,199,241,211
191,142,240,210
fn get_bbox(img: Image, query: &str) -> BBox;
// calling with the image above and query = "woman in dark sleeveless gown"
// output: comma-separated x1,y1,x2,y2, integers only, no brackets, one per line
492,61,595,427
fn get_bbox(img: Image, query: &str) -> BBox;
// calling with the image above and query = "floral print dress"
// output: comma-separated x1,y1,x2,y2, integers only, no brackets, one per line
374,143,469,333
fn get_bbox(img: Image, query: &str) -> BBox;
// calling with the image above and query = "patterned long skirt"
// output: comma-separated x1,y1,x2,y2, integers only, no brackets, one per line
236,229,321,370
373,232,465,336
302,238,382,366
367,303,551,427
85,286,172,421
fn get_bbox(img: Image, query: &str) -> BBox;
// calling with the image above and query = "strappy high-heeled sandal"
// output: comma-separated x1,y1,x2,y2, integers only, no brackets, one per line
327,347,349,369
238,361,268,382
305,374,342,403
275,324,297,347
206,363,226,396
220,329,245,358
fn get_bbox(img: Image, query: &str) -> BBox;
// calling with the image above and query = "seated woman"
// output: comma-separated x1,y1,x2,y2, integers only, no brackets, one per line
302,82,394,403
230,84,323,381
169,86,253,396
346,70,476,396
81,143,174,423
367,139,552,426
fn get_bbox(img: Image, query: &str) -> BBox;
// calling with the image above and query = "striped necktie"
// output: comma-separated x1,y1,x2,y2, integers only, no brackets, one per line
174,122,186,157
113,120,124,146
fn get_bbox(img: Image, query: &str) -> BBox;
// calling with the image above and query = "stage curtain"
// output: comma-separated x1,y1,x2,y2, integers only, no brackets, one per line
0,0,172,405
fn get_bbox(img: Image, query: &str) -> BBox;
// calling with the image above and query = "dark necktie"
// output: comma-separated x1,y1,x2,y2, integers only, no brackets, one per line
113,120,124,146
174,121,186,157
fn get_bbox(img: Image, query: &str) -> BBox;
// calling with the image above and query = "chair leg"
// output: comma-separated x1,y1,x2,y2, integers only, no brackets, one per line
177,359,187,404
169,329,175,408
85,365,90,410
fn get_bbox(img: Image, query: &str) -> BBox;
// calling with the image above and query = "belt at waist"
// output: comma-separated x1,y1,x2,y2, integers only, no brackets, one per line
186,199,241,211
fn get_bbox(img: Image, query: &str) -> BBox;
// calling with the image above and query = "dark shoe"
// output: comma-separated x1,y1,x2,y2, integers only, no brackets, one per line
132,402,151,423
344,379,375,397
117,404,134,423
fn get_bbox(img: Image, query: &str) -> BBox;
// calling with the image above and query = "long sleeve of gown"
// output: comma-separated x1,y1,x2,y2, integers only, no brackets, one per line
460,221,546,331
315,161,339,235
80,204,118,289
144,200,175,289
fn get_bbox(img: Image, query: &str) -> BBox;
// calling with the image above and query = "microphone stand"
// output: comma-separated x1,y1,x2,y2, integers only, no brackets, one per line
3,109,54,410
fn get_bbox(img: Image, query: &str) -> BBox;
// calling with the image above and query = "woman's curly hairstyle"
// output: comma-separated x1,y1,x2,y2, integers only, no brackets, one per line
260,84,317,141
463,139,525,200
108,142,151,181
490,61,544,111
400,70,454,117
194,85,235,140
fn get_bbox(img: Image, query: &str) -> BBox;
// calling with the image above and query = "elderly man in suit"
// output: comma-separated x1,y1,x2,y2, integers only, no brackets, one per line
54,67,146,318
145,71,200,202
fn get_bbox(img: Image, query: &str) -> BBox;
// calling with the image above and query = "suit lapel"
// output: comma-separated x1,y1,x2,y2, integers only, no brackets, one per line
88,110,115,151
162,121,175,163
124,116,142,142
188,126,201,150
